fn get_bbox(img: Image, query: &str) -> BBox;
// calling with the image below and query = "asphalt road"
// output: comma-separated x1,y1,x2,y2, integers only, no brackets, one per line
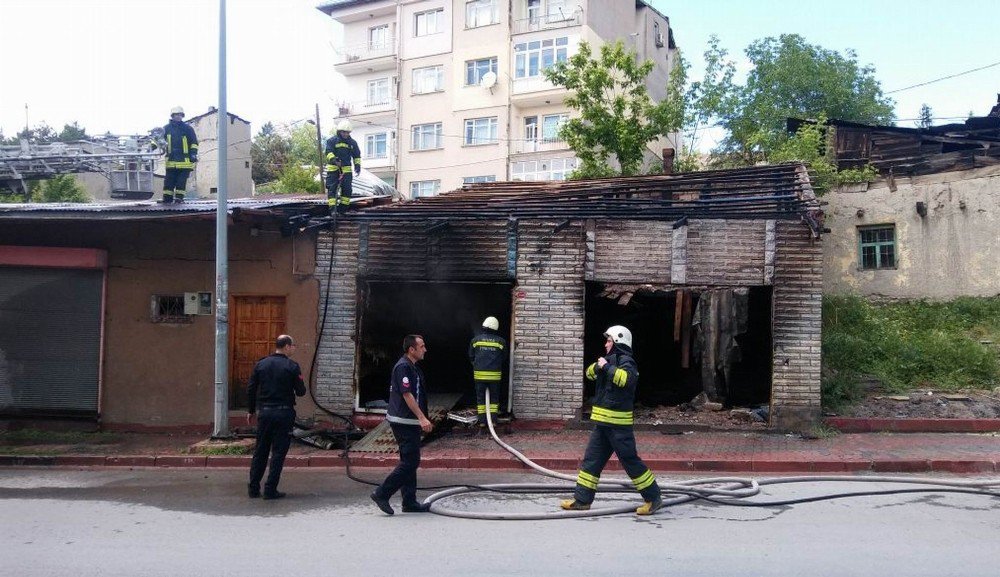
1,467,998,577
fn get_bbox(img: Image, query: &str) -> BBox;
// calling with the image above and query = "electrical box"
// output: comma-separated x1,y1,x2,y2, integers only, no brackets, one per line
184,292,213,315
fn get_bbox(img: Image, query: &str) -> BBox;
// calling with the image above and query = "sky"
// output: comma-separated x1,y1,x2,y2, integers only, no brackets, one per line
1,0,998,147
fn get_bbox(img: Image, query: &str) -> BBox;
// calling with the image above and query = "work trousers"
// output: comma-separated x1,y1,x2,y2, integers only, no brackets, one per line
573,424,660,505
326,171,353,210
248,406,296,493
163,168,191,196
374,422,422,505
475,380,500,425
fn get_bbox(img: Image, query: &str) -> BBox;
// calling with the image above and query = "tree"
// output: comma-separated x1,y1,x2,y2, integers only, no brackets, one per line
34,174,90,202
680,35,737,169
770,116,877,195
698,34,895,166
250,122,291,185
545,40,686,178
57,122,88,142
917,104,934,129
274,163,322,194
288,123,323,168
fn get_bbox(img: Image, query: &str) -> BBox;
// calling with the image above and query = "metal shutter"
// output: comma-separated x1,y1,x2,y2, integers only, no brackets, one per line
0,267,102,415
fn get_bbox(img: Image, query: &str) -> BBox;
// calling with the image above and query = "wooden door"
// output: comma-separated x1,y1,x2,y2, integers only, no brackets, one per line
230,296,286,408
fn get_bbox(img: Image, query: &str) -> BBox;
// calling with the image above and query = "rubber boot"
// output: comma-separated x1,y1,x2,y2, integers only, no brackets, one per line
560,499,590,511
636,496,663,515
160,194,174,204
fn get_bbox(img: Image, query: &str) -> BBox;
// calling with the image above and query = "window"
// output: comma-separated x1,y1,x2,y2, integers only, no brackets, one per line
514,37,569,78
465,57,498,86
527,0,568,24
411,122,443,150
368,24,390,49
412,65,444,94
463,175,496,184
365,133,388,158
653,21,664,47
367,78,390,106
466,0,499,28
542,113,568,141
511,157,577,181
150,294,191,324
414,8,444,36
524,116,538,141
410,180,441,197
464,117,498,145
858,225,896,270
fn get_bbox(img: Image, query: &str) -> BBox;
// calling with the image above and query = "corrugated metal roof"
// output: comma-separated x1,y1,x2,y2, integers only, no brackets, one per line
0,196,327,221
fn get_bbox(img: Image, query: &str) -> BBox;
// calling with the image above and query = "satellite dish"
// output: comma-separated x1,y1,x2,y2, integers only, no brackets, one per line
480,71,498,89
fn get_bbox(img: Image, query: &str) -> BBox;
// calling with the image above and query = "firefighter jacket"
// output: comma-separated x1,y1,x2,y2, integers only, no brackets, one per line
585,343,639,426
325,133,361,174
469,328,506,382
163,119,199,170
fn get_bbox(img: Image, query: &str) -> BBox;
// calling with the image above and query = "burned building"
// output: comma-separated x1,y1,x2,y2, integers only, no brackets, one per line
314,163,823,430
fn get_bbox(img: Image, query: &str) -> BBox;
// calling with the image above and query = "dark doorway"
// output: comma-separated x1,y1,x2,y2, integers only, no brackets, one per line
583,283,772,410
356,281,513,412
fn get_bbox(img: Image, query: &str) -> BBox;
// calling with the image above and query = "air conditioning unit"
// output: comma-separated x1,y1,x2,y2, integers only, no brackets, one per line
184,292,213,315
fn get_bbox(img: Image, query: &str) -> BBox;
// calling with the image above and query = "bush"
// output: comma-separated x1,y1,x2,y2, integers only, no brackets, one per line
822,295,1000,408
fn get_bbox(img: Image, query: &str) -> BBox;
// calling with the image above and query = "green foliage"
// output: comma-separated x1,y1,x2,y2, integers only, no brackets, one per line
58,121,88,142
545,40,685,178
682,36,737,159
822,295,1000,408
275,163,322,194
251,122,291,185
696,34,895,166
288,124,323,168
35,174,90,202
771,117,877,194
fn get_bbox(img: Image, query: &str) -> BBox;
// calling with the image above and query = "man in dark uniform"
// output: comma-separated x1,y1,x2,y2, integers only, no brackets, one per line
561,325,663,515
161,106,198,203
324,119,361,214
371,334,433,515
247,334,306,500
469,316,506,428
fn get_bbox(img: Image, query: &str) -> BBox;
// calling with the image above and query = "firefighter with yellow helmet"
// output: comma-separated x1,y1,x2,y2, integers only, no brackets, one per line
561,325,663,515
324,119,361,213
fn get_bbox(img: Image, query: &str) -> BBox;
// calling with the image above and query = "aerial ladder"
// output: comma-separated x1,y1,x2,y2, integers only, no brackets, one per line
0,134,162,201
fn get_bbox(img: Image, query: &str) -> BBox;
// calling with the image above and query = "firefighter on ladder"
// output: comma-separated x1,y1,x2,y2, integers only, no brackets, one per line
469,316,507,429
324,120,361,214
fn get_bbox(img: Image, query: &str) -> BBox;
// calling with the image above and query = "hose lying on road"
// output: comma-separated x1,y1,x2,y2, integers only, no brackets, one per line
420,390,1000,520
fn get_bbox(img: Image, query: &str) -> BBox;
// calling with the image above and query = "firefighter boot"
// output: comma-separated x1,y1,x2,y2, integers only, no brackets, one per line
560,499,590,511
159,194,174,204
173,193,185,203
636,496,663,516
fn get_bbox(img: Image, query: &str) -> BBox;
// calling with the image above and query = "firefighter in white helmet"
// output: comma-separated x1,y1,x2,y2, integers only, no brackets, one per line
561,325,663,515
324,119,361,214
468,316,507,428
160,106,198,203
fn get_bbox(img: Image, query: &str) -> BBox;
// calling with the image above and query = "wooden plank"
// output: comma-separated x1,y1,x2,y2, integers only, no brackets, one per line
349,393,462,454
673,289,684,342
680,290,692,369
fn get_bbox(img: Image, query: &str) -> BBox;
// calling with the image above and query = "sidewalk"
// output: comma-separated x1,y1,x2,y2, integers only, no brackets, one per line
3,427,999,474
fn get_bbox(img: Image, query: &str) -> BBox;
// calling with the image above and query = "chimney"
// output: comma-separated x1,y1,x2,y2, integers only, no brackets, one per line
662,148,675,174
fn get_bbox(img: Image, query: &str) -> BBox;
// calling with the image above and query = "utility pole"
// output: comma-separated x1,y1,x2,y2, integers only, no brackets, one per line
213,0,231,438
315,103,324,186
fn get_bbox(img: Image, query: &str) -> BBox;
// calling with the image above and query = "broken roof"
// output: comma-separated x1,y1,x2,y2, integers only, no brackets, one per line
351,163,821,233
0,197,327,222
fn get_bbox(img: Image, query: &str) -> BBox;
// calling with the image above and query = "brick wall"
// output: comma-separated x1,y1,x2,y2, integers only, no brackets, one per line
770,221,823,429
591,220,671,282
512,222,586,419
362,221,508,280
314,225,359,416
686,220,767,284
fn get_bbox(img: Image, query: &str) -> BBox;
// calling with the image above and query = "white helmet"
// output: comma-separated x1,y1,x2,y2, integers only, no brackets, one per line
604,325,632,348
336,119,353,132
170,106,185,117
482,316,499,331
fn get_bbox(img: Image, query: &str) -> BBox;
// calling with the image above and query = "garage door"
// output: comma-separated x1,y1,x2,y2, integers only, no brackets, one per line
0,267,103,416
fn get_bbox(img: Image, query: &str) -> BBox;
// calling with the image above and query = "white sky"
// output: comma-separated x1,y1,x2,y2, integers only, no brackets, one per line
2,0,998,148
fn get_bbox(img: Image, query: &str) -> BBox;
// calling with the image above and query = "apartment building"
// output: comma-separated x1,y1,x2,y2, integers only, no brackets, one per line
317,0,678,198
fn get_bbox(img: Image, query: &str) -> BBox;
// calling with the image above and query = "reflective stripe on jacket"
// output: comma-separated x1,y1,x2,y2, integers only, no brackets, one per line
324,134,361,173
469,329,506,381
164,119,198,169
585,344,639,426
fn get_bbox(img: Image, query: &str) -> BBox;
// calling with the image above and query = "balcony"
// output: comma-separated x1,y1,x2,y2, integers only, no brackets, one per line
510,137,569,156
511,11,582,35
336,98,398,120
334,39,397,75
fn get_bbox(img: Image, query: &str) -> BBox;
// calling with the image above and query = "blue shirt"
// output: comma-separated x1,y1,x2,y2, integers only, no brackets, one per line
386,355,427,426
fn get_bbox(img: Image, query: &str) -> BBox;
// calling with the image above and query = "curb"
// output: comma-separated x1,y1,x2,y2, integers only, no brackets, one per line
824,417,1000,433
2,454,996,474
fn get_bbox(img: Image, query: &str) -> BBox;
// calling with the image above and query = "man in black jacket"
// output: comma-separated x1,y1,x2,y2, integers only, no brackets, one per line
247,334,306,500
561,325,663,515
469,316,506,427
161,106,198,203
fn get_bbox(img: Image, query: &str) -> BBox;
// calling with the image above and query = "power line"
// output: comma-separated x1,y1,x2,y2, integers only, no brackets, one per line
886,60,1000,94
